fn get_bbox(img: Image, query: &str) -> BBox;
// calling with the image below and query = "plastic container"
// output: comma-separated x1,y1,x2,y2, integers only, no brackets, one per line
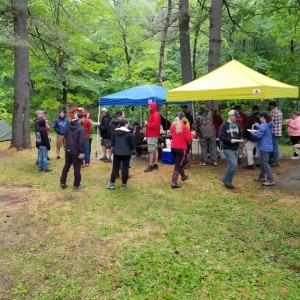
162,148,175,164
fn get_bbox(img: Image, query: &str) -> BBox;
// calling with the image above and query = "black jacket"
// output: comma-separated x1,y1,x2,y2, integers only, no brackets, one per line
243,112,260,141
36,119,50,150
111,127,134,156
219,121,242,151
65,121,85,155
99,114,111,139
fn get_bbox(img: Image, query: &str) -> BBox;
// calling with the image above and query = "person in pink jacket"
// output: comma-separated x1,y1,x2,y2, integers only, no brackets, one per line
284,112,300,159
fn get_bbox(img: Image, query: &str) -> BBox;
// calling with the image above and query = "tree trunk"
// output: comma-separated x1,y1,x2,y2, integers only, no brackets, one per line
179,0,192,84
11,0,31,149
158,0,172,85
208,0,223,72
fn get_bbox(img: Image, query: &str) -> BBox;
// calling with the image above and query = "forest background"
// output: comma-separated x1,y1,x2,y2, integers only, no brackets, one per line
1,0,300,146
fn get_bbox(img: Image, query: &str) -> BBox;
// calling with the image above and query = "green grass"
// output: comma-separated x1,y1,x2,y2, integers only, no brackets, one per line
0,139,299,299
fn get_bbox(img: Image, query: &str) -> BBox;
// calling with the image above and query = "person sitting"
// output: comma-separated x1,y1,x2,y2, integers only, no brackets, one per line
132,122,145,156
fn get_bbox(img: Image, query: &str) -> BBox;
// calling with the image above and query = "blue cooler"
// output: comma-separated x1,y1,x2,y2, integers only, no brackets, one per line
162,148,175,164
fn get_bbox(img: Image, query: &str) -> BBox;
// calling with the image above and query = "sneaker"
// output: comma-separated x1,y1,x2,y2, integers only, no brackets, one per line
262,181,275,186
100,156,107,161
224,181,235,189
44,169,52,172
290,156,299,160
144,166,153,173
38,169,43,172
121,184,127,190
200,161,206,166
85,164,90,167
152,164,159,170
105,158,112,163
60,183,68,189
243,164,255,170
57,156,61,159
106,182,115,189
73,184,85,189
254,176,265,182
270,161,279,167
181,173,188,181
171,182,182,189
213,161,218,166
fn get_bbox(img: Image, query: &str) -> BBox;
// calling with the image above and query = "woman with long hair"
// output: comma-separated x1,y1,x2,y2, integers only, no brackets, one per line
169,113,195,188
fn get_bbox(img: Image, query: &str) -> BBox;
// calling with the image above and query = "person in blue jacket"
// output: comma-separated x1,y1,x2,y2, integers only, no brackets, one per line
251,112,275,186
53,110,69,159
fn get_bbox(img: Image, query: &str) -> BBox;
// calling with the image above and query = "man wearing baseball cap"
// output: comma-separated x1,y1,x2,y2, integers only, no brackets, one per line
219,110,243,189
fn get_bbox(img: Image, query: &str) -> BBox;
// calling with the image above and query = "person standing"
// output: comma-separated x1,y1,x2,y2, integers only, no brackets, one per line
243,105,260,169
234,105,247,164
267,101,283,167
251,112,275,186
36,119,51,172
98,107,112,162
53,110,69,159
106,118,134,190
60,113,85,189
144,102,161,172
219,110,243,189
182,105,194,130
170,113,195,188
284,112,300,159
194,105,218,166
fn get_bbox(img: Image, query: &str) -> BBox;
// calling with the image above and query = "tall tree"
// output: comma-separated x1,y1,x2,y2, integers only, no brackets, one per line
208,0,223,72
179,0,192,84
11,0,31,149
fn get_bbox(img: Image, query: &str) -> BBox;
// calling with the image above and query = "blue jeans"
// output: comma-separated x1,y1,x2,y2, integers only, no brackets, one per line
259,150,274,182
223,149,238,183
270,134,279,162
38,145,49,171
83,140,90,164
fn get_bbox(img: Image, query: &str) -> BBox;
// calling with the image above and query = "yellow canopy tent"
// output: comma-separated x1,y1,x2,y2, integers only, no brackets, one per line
166,60,299,101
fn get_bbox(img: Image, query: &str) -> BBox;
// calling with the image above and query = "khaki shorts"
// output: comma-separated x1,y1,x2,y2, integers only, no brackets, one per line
56,134,66,148
147,137,158,153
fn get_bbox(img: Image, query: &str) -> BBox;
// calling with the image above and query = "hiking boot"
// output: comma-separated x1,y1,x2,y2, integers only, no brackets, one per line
262,181,275,186
171,182,182,189
254,176,265,182
243,164,255,170
73,184,85,189
181,173,189,181
100,155,107,161
270,161,279,167
60,183,68,189
106,182,115,189
224,181,235,189
121,184,127,190
57,156,61,159
105,158,112,163
144,166,153,173
152,164,159,170
200,161,206,166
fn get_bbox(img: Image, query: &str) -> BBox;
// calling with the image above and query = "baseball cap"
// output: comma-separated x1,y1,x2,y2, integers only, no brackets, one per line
100,107,108,112
228,110,240,118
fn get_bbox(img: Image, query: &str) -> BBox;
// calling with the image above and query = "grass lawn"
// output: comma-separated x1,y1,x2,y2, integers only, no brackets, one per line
0,136,299,299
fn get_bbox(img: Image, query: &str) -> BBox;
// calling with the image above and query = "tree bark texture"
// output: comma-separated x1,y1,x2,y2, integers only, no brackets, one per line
11,0,31,149
158,0,172,85
208,0,223,72
179,0,192,84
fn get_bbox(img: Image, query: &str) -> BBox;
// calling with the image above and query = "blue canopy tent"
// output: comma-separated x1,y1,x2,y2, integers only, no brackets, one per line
96,84,192,156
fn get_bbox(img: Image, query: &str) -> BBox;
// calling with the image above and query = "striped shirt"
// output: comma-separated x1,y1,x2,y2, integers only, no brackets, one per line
270,107,283,136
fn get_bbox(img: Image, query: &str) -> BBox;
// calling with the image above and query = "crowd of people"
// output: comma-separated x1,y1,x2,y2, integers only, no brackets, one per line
33,101,300,190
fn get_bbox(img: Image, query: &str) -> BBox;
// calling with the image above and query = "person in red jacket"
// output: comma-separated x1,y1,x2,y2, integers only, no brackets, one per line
170,113,195,188
69,107,93,167
144,102,161,172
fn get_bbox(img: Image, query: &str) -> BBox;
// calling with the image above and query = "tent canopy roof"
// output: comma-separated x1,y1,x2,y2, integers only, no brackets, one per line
99,84,191,106
166,60,299,101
